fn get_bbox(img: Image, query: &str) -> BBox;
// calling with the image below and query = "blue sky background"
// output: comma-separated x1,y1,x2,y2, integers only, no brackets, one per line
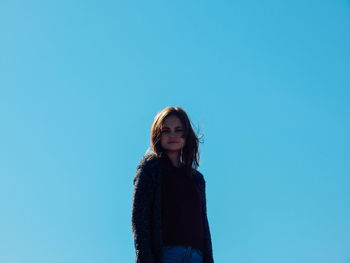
1,0,350,262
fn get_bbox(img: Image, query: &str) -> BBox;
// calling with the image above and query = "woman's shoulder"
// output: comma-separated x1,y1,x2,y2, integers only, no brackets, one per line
194,169,204,177
192,168,205,182
136,148,160,171
134,150,161,186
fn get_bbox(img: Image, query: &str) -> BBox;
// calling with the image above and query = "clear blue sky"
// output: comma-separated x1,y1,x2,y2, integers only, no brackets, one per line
1,0,349,262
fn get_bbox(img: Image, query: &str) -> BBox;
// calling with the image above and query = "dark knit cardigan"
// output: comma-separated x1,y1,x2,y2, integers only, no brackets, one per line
131,150,214,263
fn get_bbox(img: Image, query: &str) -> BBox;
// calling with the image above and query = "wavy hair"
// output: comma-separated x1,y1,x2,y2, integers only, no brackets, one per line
148,106,201,176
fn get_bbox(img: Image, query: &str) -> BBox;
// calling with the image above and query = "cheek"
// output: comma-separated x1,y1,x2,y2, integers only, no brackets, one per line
181,139,186,146
160,136,165,146
160,136,169,149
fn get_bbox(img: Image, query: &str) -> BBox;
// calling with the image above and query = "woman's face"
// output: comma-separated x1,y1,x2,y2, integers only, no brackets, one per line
160,115,186,154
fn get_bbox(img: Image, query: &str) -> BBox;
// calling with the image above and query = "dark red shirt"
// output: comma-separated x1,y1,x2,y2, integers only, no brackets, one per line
160,154,204,252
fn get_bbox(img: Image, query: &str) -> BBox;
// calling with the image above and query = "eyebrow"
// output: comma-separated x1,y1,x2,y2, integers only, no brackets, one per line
162,126,183,129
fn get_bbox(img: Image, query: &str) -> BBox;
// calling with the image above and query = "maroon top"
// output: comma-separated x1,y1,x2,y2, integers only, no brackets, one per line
160,154,204,252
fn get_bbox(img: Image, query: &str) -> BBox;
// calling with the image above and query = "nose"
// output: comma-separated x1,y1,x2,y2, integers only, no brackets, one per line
168,131,177,137
167,131,182,138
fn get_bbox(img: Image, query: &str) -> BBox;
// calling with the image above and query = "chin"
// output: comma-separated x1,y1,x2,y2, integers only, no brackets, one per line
165,147,182,152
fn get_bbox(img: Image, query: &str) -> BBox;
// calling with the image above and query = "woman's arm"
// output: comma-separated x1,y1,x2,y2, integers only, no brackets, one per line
198,172,214,263
202,179,214,263
131,165,155,263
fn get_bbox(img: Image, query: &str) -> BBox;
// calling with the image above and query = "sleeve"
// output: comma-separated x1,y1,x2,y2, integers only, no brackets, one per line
201,175,214,263
131,165,155,263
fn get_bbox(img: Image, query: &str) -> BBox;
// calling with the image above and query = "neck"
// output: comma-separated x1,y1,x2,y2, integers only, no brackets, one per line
165,151,181,167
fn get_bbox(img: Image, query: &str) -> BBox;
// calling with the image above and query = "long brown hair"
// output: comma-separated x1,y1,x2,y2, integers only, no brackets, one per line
149,106,201,176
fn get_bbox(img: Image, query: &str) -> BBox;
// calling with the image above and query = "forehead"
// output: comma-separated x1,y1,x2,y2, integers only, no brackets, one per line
162,115,184,127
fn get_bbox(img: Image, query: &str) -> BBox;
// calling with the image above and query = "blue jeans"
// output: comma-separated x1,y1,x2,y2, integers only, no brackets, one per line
162,245,203,263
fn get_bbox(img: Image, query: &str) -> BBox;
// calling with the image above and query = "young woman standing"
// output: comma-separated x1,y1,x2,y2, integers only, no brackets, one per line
131,106,214,263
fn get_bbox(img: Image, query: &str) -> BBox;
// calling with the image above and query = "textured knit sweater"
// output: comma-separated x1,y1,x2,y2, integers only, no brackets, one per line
131,149,214,263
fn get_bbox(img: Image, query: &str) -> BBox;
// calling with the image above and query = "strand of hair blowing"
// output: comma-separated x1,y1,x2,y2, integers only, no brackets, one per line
149,106,201,178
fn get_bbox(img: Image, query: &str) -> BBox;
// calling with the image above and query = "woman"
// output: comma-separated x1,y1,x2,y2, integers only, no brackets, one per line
131,106,214,263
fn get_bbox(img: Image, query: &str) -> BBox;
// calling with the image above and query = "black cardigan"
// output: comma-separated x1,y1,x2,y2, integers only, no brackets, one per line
131,151,214,263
